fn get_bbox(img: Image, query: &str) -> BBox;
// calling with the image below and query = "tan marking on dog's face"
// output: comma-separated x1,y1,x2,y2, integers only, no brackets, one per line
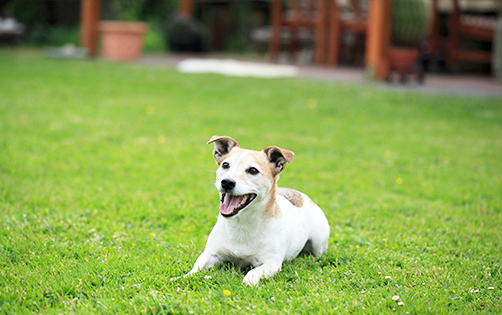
252,151,275,180
221,148,275,178
277,187,304,207
216,148,277,195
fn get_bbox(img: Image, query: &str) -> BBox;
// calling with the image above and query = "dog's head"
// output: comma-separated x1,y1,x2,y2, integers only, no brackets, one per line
207,136,294,218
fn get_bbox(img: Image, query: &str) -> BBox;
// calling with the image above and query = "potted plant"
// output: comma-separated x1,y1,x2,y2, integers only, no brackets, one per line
388,0,431,82
164,13,208,53
100,0,149,61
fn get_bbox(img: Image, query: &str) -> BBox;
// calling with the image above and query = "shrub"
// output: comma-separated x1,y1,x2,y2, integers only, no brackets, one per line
392,0,431,47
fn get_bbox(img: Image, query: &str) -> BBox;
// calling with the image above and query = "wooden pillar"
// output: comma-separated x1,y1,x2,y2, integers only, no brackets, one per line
314,0,328,65
365,0,392,80
428,0,440,56
327,0,341,66
80,0,102,57
179,0,194,17
270,0,281,61
447,0,460,68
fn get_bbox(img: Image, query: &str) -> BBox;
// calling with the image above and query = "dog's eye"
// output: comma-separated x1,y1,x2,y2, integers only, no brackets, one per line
221,162,230,169
247,167,259,175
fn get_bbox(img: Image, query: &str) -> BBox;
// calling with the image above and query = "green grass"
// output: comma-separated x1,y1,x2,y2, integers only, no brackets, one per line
0,49,501,314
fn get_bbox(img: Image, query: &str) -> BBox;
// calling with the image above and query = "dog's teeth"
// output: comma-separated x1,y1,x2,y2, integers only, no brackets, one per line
240,195,248,206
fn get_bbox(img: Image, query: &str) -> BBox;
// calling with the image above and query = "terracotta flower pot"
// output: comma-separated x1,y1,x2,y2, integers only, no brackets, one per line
387,47,424,83
389,48,420,72
100,21,148,61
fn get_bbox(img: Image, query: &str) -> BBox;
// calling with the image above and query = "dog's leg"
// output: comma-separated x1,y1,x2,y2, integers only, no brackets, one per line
170,251,221,281
243,262,282,286
308,212,330,257
186,251,221,277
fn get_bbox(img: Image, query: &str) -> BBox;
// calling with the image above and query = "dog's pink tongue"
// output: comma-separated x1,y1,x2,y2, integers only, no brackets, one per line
220,195,244,215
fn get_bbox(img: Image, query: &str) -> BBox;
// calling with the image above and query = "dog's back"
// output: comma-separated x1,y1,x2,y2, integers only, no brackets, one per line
276,187,329,258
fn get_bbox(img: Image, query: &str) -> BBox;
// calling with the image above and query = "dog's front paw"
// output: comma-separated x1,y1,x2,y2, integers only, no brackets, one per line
170,271,196,281
243,269,263,286
243,263,281,286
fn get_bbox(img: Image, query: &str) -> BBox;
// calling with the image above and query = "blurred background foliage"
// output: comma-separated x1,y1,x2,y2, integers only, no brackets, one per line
391,0,431,47
1,0,171,51
1,0,263,53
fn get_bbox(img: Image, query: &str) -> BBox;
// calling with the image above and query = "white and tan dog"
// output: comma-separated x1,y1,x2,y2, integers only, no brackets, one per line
182,136,330,285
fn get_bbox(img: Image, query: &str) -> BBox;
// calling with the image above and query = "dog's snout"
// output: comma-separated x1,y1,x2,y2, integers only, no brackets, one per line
221,178,236,191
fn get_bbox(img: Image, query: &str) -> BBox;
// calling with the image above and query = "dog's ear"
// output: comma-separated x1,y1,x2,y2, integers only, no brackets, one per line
263,146,294,174
206,136,239,165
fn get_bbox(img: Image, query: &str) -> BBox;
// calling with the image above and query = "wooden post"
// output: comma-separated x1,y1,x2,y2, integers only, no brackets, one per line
270,0,281,61
447,0,460,68
80,0,102,57
428,0,440,56
327,0,341,66
179,0,194,17
314,0,328,65
365,0,392,80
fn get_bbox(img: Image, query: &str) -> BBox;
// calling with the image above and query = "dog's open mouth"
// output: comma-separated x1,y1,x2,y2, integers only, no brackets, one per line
220,193,257,217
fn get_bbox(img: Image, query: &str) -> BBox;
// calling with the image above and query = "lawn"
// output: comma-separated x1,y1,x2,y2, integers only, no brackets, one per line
0,49,501,314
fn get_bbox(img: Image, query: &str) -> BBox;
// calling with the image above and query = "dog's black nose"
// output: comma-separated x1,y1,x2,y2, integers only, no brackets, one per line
221,178,236,191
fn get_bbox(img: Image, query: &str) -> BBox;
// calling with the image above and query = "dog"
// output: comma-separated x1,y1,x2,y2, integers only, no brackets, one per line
180,136,330,285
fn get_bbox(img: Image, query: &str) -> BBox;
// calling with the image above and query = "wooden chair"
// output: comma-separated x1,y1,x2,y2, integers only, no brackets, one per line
270,0,329,64
447,0,500,69
327,0,368,66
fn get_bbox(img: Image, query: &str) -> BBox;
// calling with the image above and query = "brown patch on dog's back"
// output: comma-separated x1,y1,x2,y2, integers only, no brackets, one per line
277,187,304,207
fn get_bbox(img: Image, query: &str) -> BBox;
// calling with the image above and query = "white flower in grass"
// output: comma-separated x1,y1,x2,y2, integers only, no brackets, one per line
385,276,392,280
488,287,494,290
397,301,405,306
469,289,479,293
204,275,212,280
392,295,400,301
